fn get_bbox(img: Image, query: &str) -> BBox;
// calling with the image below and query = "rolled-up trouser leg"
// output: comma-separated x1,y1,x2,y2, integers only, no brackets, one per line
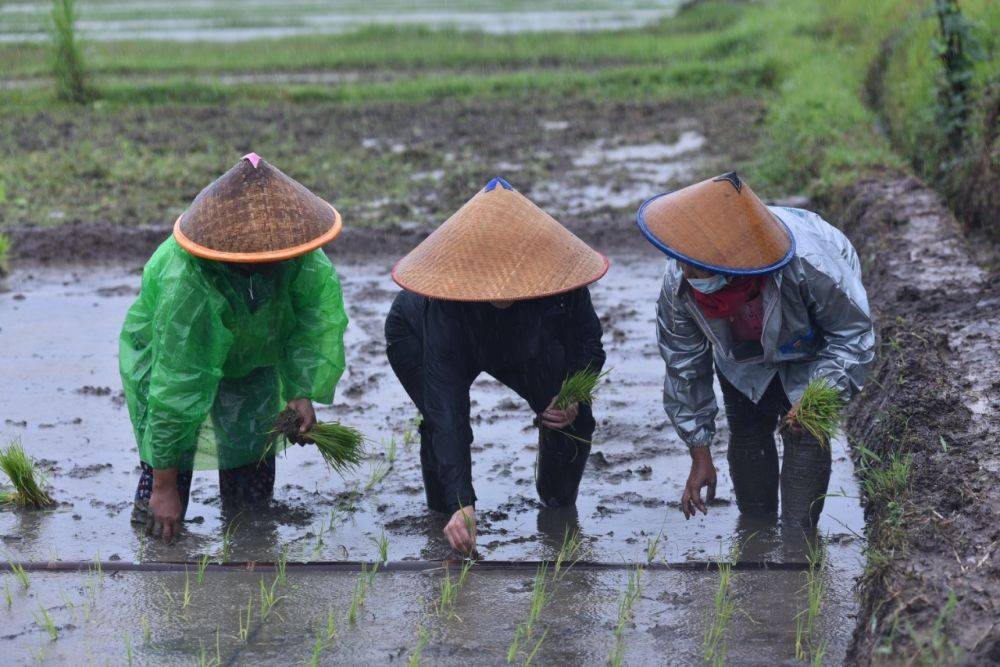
535,404,594,507
780,428,832,527
719,372,779,515
219,456,276,510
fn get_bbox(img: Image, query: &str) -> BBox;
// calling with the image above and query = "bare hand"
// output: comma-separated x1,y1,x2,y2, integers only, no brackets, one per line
681,448,717,519
443,506,476,555
147,469,183,544
539,396,579,430
286,398,317,445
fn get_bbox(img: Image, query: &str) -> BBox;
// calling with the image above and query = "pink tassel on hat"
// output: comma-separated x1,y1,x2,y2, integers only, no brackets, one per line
242,152,262,168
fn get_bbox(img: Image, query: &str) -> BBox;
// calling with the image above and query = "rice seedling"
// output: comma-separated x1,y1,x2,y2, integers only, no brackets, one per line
35,604,58,640
373,529,389,565
435,559,474,620
646,529,664,565
275,547,288,587
141,615,151,644
182,568,192,609
554,367,610,410
385,437,398,465
258,576,284,620
401,417,419,453
197,554,210,585
8,560,29,589
197,629,221,667
124,633,133,666
795,538,828,663
703,545,739,667
4,578,12,609
0,440,55,508
407,624,431,667
507,563,550,663
49,0,93,104
784,379,846,447
523,629,548,667
90,552,104,587
219,519,239,563
364,460,391,492
238,597,253,641
159,583,177,609
308,608,338,666
609,566,643,667
269,409,365,474
552,527,582,581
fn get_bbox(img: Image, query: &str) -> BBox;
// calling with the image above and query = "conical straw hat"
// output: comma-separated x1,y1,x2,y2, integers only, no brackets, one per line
173,153,342,263
392,177,609,301
636,172,794,274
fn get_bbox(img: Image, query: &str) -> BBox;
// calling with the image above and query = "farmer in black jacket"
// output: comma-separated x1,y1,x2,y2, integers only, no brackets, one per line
385,177,609,555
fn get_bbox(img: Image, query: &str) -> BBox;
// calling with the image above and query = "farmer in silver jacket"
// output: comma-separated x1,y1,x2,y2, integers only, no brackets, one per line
636,172,874,526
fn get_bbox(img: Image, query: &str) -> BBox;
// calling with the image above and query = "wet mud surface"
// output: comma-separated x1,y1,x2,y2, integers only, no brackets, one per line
835,176,1000,663
1,253,865,664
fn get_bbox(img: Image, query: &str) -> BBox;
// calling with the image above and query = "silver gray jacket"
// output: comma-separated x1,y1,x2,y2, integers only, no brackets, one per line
656,206,875,448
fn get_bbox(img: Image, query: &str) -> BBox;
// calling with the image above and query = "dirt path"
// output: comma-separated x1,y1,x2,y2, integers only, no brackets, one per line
834,175,1000,664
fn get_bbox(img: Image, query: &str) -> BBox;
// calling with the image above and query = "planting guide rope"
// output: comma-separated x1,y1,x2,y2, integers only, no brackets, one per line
0,559,812,573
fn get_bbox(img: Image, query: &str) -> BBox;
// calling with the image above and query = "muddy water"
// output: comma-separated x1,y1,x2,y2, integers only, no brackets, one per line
0,1,684,43
0,252,864,664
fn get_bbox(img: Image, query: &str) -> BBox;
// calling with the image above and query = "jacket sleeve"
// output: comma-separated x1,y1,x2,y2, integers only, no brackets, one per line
279,251,349,405
567,288,606,374
422,303,477,513
142,275,233,469
800,259,875,401
656,270,717,448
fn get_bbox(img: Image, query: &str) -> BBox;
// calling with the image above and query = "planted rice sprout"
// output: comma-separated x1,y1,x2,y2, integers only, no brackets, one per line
308,608,338,667
703,544,740,667
269,408,365,475
552,527,582,581
258,576,284,620
0,232,10,275
35,604,58,640
238,596,253,642
646,529,664,565
197,554,211,585
609,566,643,667
785,379,846,448
407,624,431,667
0,440,55,508
507,563,550,663
795,538,829,664
8,560,30,589
275,547,288,586
435,559,474,620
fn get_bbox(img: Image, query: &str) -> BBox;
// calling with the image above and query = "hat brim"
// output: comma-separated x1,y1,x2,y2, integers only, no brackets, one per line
635,191,795,275
390,252,611,303
174,202,342,263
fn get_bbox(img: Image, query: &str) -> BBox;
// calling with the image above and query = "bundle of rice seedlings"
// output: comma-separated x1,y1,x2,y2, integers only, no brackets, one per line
553,367,609,410
784,379,846,447
0,441,55,508
269,409,365,474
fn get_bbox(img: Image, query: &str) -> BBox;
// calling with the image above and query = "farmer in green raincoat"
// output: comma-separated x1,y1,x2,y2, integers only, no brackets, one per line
120,154,348,543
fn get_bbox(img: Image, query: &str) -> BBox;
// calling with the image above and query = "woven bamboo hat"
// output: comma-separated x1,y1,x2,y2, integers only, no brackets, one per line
392,177,609,301
173,153,342,263
636,172,794,275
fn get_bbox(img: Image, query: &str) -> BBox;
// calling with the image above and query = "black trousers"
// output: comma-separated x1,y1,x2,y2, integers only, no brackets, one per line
385,309,595,513
719,370,832,526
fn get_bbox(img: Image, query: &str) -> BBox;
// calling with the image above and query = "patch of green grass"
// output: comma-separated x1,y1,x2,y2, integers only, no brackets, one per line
0,440,55,508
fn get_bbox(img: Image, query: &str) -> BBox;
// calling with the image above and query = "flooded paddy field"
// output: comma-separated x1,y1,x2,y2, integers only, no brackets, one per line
1,252,865,664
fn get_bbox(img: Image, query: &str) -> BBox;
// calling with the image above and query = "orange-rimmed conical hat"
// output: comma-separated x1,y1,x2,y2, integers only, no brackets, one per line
173,153,342,263
636,172,794,275
392,177,609,302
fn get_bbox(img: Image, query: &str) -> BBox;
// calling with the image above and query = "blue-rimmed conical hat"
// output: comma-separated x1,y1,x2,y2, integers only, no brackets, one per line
636,172,794,275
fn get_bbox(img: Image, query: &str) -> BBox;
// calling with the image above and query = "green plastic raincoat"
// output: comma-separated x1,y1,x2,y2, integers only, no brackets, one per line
119,237,348,471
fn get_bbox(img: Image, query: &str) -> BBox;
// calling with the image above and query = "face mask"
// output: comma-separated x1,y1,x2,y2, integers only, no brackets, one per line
687,274,730,294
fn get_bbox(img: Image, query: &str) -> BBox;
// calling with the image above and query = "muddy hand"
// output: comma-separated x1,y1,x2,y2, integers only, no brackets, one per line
147,471,183,544
681,447,717,520
443,506,477,556
539,396,579,430
286,398,317,445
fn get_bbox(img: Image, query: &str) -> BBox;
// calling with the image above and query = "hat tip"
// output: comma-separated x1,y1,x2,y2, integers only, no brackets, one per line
713,171,742,193
484,176,514,192
242,152,262,169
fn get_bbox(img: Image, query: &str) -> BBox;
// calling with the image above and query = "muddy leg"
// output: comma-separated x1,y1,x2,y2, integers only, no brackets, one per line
720,373,779,515
219,456,276,512
131,461,193,525
780,429,832,527
534,404,594,507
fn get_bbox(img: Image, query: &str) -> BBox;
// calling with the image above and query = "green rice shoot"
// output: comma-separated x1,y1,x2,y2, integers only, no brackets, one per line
0,440,54,508
554,367,610,410
785,379,846,447
269,409,366,475
0,233,11,275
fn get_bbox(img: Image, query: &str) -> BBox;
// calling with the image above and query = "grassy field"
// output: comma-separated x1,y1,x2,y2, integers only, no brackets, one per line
0,0,995,233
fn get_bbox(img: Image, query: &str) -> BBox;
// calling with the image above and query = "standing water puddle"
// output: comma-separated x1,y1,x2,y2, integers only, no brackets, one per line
0,250,864,664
